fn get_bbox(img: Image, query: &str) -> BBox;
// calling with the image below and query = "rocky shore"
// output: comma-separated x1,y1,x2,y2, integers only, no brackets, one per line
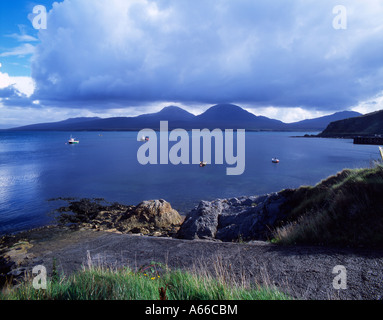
53,198,183,237
50,192,293,243
1,191,383,300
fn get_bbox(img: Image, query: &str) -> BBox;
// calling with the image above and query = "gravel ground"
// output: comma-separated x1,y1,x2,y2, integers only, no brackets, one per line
2,227,383,300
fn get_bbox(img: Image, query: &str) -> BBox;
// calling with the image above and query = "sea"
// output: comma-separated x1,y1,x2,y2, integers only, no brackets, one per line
0,131,379,235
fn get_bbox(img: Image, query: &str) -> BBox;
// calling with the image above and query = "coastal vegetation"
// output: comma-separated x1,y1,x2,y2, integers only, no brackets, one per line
273,165,383,246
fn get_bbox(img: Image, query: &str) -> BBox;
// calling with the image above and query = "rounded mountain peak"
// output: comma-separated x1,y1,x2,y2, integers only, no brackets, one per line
198,104,255,121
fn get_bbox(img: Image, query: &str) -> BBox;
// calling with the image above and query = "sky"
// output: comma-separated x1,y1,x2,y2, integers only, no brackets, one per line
1,0,383,128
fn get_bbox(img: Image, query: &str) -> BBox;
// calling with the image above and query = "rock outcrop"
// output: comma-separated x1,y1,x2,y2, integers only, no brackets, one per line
56,198,183,237
53,192,291,242
177,192,290,242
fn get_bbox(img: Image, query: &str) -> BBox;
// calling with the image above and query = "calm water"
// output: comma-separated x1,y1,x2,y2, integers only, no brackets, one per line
0,131,379,235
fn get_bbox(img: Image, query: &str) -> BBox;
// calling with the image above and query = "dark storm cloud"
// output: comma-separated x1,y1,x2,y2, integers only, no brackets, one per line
26,0,383,111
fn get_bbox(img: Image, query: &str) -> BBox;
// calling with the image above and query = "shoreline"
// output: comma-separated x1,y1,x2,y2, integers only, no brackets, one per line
2,166,383,300
1,224,383,300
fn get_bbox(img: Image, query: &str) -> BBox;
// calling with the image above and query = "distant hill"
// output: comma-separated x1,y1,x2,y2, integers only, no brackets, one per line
319,109,383,137
7,104,362,132
8,106,195,131
9,117,101,131
288,111,362,131
137,105,196,121
195,104,286,130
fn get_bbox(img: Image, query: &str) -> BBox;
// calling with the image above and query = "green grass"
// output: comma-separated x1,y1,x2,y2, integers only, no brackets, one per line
273,165,383,247
0,265,290,300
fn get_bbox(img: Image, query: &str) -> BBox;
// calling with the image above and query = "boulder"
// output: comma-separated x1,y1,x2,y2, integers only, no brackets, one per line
176,200,223,240
120,199,183,232
177,193,289,242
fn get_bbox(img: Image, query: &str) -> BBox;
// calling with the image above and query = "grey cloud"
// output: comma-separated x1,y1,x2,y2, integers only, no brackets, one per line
27,0,383,111
0,86,18,98
0,85,35,107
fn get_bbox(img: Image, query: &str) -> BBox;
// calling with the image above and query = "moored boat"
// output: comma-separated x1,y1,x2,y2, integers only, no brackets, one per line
68,136,79,144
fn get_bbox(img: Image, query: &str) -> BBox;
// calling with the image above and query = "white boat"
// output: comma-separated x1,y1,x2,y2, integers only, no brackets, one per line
68,136,79,144
379,146,383,161
272,158,279,163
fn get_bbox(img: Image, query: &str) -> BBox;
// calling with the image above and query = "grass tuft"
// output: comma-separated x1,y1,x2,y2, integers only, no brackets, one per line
0,264,290,300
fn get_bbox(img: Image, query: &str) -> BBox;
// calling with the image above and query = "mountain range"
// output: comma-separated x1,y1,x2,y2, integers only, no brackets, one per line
5,104,362,132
